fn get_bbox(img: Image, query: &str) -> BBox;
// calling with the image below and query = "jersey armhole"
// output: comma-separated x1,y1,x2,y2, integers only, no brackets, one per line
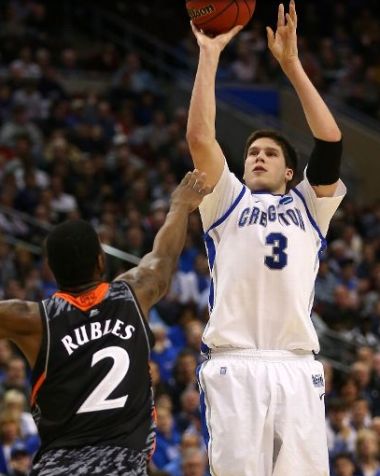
31,302,50,405
118,281,155,351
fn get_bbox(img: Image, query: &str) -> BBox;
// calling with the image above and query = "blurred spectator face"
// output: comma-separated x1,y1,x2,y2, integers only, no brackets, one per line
181,389,200,415
181,432,200,450
329,405,348,430
10,450,32,474
61,48,77,69
334,455,355,476
126,53,141,73
339,378,360,406
351,399,369,428
176,353,197,383
5,280,26,300
156,407,173,436
14,135,32,159
3,390,25,413
185,321,203,352
0,413,20,443
6,357,26,385
350,362,371,389
357,346,374,366
182,448,207,476
155,394,173,413
356,429,378,459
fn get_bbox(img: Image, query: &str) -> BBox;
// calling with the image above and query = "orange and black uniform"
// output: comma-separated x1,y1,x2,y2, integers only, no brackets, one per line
31,281,155,461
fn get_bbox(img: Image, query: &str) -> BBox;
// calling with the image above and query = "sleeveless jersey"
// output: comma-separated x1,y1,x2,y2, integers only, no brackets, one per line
199,164,346,352
31,280,155,456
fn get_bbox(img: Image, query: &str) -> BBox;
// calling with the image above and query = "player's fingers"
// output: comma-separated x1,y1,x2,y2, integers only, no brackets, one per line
290,0,298,28
190,21,202,37
277,3,285,28
219,24,243,43
266,26,275,47
286,13,294,30
181,171,193,187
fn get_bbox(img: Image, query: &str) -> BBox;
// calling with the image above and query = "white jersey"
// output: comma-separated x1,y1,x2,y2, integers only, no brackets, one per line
199,163,346,352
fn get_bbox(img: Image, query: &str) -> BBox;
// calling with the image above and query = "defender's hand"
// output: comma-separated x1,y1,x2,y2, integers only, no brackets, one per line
191,21,243,56
171,170,212,213
266,1,299,69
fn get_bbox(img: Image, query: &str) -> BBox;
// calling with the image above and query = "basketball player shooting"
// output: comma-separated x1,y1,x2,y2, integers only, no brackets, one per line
187,1,346,475
0,170,209,476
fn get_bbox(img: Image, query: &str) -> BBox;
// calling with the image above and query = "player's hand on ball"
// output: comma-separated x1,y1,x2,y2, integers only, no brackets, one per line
171,170,212,213
266,0,299,69
191,21,243,55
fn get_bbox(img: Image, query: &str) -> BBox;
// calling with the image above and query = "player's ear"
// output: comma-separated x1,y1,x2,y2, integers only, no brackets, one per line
285,168,294,183
97,251,106,275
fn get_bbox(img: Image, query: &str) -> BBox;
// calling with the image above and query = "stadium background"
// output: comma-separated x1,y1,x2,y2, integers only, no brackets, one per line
0,1,380,475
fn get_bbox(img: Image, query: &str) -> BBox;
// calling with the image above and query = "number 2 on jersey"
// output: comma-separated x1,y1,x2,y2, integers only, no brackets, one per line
265,232,288,270
77,346,129,414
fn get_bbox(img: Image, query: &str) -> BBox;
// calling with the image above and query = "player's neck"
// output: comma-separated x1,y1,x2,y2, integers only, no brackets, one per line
58,280,105,295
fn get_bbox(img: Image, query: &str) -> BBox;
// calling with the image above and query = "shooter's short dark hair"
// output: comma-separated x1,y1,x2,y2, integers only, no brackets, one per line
46,220,102,288
244,129,299,174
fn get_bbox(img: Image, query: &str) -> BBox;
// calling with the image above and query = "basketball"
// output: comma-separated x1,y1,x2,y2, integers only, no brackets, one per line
186,0,256,36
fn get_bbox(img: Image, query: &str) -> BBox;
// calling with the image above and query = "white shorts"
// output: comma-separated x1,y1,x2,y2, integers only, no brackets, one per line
197,350,329,476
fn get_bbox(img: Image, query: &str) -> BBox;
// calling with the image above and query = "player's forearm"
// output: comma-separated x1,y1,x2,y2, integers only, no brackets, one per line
144,204,190,269
187,51,219,146
283,59,341,142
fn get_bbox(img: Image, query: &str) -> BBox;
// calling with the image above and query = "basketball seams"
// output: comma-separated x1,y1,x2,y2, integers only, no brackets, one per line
193,0,236,28
231,0,240,32
243,0,252,16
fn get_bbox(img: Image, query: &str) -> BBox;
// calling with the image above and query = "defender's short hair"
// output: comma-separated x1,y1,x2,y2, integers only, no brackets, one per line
46,220,101,288
244,129,299,173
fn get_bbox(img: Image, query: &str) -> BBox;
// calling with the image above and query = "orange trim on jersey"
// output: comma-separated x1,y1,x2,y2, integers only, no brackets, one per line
54,283,110,312
31,372,46,406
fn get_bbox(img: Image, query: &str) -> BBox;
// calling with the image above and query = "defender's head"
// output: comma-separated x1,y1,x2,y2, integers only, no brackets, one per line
243,129,298,194
46,220,105,289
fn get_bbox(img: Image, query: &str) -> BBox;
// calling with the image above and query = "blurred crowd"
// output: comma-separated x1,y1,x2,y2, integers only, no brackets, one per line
0,1,379,475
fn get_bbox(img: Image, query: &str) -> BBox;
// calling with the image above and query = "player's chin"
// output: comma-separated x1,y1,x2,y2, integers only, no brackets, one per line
249,177,271,192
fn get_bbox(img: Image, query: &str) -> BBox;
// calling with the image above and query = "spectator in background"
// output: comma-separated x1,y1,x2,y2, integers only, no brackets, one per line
332,452,360,476
355,429,380,476
326,399,357,458
153,406,181,470
8,442,32,476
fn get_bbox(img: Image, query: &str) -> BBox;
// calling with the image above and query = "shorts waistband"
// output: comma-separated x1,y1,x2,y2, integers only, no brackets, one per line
209,349,315,361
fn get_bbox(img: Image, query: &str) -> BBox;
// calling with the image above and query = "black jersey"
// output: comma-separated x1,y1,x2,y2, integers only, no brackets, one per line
31,280,155,456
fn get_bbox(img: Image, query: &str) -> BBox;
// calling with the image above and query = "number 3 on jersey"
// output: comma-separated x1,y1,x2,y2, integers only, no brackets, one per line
265,232,288,270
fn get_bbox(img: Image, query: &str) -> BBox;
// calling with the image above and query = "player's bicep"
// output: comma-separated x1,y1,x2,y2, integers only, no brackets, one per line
0,300,40,339
188,139,225,189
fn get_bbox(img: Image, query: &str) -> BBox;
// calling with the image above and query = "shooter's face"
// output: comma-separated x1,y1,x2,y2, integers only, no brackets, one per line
243,137,293,195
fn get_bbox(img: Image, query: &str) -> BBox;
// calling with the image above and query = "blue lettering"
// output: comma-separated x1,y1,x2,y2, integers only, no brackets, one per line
278,213,290,226
268,205,276,222
286,209,299,226
295,208,305,230
249,207,260,225
239,208,250,227
260,212,267,227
